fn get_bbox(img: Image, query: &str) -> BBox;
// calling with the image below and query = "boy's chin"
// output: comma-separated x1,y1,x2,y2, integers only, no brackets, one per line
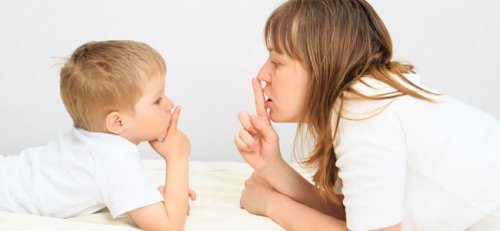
157,130,168,141
144,131,168,142
149,136,166,142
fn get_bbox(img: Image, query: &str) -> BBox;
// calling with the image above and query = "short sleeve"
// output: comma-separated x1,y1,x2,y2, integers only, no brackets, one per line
335,107,406,230
96,152,163,218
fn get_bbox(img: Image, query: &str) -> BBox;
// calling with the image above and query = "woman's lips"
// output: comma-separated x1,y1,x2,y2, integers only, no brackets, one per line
263,92,272,108
264,98,272,108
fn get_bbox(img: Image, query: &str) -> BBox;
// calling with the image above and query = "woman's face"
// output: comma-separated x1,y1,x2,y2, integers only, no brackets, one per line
257,51,308,122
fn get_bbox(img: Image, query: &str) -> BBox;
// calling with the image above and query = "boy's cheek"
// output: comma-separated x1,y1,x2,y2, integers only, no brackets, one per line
157,114,172,139
162,121,171,135
158,128,168,141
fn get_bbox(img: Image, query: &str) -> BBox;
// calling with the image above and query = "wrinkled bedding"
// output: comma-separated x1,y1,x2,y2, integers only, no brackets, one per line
0,160,289,230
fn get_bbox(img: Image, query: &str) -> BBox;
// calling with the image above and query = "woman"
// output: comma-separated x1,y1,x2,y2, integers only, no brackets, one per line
234,0,500,230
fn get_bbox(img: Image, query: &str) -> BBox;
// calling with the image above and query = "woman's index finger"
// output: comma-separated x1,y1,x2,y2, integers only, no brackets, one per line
252,78,267,117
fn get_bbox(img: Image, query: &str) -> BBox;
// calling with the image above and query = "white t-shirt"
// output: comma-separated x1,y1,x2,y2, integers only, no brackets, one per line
0,128,163,218
334,74,500,230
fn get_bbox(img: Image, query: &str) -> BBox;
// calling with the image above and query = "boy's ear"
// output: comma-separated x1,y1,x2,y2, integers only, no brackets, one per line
105,112,125,135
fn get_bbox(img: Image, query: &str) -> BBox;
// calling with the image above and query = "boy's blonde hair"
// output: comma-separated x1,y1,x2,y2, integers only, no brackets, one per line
60,40,166,131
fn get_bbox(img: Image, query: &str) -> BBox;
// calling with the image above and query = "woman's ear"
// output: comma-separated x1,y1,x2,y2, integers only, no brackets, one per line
105,111,125,135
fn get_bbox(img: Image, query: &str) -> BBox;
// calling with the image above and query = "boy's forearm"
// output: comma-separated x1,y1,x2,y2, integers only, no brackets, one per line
163,157,189,229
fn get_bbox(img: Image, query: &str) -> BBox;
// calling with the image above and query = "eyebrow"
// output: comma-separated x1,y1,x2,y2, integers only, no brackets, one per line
154,88,164,97
270,52,285,61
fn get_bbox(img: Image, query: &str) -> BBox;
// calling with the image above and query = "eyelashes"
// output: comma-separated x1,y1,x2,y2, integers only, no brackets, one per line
154,96,162,105
271,60,281,68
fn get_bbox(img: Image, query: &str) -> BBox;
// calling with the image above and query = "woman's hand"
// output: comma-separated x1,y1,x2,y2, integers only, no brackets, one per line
234,78,284,172
240,172,278,216
149,106,191,161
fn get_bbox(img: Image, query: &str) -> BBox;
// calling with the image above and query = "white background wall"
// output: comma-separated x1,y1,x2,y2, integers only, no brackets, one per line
1,0,499,161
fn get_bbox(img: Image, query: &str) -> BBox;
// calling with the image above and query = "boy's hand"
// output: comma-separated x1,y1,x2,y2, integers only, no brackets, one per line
149,106,191,161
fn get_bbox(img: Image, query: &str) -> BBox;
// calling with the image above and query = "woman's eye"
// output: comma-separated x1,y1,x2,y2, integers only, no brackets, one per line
271,60,280,68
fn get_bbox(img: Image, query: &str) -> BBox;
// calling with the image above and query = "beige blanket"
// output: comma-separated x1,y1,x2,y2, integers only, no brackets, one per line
0,160,286,230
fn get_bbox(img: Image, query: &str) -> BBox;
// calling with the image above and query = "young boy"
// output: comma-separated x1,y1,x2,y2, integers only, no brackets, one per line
0,40,191,231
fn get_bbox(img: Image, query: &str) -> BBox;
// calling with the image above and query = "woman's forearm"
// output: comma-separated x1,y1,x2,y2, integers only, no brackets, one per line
266,191,347,231
260,160,345,220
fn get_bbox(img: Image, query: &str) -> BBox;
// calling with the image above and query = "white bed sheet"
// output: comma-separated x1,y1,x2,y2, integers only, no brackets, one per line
0,160,301,231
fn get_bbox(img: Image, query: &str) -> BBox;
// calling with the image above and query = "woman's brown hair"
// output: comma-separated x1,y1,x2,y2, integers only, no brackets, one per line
264,0,436,204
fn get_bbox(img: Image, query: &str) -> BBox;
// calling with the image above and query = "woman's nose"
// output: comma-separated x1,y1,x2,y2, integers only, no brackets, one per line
256,61,272,83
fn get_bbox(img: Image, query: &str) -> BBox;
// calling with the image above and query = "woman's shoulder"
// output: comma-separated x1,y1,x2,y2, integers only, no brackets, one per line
350,73,429,98
339,73,440,120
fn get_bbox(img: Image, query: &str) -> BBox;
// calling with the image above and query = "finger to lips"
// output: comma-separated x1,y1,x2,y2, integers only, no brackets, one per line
252,78,268,117
169,106,181,133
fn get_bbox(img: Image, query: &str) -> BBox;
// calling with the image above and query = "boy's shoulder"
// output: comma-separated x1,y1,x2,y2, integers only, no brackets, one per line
67,128,140,161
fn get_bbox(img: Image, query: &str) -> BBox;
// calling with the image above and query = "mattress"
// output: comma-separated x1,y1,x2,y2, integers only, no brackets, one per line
0,160,287,230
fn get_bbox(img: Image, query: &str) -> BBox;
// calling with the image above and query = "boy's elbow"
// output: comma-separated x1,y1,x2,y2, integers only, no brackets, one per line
128,202,187,231
138,221,180,231
155,217,186,231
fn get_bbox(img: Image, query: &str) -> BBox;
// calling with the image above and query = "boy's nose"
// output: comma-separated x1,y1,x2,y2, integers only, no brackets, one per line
164,98,174,112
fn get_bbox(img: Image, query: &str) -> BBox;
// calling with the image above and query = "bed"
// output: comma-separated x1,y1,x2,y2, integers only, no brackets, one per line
0,160,304,230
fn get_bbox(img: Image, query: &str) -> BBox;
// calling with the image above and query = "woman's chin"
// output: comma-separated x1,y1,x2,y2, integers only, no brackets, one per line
269,111,286,122
269,111,299,123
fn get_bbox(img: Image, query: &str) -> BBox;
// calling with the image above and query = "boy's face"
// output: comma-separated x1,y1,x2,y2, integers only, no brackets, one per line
121,76,174,144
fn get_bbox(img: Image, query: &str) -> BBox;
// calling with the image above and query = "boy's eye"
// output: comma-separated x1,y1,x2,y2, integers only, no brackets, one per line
154,97,162,105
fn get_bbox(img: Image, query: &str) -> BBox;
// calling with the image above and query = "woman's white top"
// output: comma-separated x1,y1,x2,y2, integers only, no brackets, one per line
334,74,500,230
0,128,163,218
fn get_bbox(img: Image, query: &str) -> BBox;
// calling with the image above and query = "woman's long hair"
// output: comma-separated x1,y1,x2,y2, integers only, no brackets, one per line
264,0,436,204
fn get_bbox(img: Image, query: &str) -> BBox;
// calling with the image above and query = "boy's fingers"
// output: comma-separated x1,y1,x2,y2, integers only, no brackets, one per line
157,186,165,194
252,78,268,117
189,189,197,201
149,140,160,150
169,106,182,133
238,111,257,135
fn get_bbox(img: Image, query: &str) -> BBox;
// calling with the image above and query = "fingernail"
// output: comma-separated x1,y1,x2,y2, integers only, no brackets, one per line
260,81,267,88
